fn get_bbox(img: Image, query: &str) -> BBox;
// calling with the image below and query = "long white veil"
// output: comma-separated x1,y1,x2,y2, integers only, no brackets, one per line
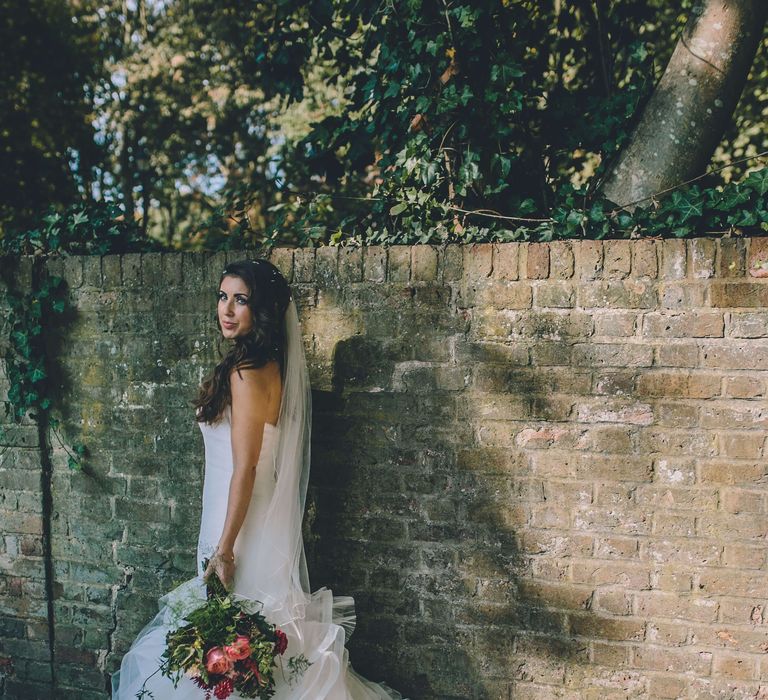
230,297,313,624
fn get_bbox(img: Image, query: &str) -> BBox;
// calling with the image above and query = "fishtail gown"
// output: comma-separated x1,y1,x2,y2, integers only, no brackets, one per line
111,405,402,699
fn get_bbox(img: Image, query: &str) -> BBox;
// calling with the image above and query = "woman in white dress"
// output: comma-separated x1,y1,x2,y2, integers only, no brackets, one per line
111,258,403,699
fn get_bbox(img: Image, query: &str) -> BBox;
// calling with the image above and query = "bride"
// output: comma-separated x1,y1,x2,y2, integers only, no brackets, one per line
111,258,403,699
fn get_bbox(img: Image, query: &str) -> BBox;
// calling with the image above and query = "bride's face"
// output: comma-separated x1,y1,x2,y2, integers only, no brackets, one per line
217,275,255,339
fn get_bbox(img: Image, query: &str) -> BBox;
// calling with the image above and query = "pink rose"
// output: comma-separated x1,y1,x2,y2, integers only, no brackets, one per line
205,647,233,675
224,634,251,661
274,628,288,656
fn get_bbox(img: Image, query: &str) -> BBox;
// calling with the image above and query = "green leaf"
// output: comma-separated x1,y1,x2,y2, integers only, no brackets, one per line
588,201,606,223
670,190,703,223
745,168,768,196
389,202,408,216
71,210,89,227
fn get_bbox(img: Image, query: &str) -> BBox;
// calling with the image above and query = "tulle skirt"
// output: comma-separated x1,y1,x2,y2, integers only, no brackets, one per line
110,575,403,700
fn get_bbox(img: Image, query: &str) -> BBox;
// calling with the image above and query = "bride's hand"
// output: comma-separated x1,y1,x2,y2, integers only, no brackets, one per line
204,550,235,591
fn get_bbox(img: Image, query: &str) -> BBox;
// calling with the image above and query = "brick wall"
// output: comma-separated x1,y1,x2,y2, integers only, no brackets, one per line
1,239,768,699
0,258,53,699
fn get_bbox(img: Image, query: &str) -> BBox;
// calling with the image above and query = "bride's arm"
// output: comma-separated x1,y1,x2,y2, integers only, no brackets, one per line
208,365,274,587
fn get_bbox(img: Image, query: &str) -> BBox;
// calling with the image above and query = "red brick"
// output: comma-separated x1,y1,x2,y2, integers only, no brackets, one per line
660,282,707,308
593,589,632,616
590,642,631,668
642,311,724,338
720,488,766,514
647,674,690,698
711,282,768,308
635,485,718,511
636,591,718,623
524,243,550,279
645,621,689,646
594,311,638,336
549,241,575,279
712,652,757,681
571,560,650,589
702,344,768,370
651,569,693,593
729,311,768,338
698,571,768,598
603,240,631,279
574,240,602,280
410,246,438,281
722,543,767,570
519,530,592,557
723,375,765,399
633,645,712,674
697,513,768,541
655,343,700,367
661,240,687,280
517,581,593,611
492,243,519,280
534,281,575,308
643,539,720,566
570,613,644,641
631,239,658,279
689,238,716,279
718,238,747,278
698,460,767,485
593,536,640,560
578,280,657,309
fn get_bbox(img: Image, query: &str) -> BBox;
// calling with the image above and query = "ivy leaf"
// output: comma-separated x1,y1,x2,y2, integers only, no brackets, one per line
588,201,606,223
745,168,768,196
670,190,703,223
519,199,536,215
71,210,89,228
421,161,438,186
390,202,408,216
728,210,758,227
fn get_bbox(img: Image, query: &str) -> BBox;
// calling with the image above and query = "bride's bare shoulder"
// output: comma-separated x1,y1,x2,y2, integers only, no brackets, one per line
229,360,281,395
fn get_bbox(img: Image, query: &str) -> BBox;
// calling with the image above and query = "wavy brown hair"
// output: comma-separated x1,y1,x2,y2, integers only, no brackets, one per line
193,258,292,424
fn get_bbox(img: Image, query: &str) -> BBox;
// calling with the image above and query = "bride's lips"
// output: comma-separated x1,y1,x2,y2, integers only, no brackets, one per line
221,321,237,329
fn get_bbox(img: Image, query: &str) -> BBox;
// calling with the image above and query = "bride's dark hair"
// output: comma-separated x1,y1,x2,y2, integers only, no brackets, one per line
193,258,292,424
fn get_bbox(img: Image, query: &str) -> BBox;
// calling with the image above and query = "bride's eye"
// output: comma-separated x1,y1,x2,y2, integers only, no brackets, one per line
236,296,248,305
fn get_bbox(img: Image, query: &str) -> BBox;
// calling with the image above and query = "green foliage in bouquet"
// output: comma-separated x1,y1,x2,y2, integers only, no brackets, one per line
137,558,309,700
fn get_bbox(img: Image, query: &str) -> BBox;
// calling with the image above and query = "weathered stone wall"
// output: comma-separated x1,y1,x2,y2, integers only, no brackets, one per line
1,239,768,699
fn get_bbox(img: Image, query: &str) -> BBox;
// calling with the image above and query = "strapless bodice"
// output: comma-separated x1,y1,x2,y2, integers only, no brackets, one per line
195,404,281,581
197,404,279,475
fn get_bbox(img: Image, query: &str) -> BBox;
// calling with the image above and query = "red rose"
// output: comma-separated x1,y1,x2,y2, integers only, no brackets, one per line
205,647,233,675
274,628,288,655
224,634,251,661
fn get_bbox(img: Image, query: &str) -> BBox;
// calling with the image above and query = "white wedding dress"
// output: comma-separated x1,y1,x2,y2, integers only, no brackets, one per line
113,297,404,699
111,402,403,699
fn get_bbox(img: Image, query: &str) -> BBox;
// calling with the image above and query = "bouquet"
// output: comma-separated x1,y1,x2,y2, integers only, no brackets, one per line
137,558,310,699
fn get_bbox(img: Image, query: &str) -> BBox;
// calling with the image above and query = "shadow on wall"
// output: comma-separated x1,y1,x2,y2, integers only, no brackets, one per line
303,282,599,699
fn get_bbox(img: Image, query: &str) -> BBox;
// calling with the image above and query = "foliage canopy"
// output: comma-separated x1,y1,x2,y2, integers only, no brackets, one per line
0,0,766,247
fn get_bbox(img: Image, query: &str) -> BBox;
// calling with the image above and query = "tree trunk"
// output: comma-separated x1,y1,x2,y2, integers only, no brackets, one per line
601,0,767,209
